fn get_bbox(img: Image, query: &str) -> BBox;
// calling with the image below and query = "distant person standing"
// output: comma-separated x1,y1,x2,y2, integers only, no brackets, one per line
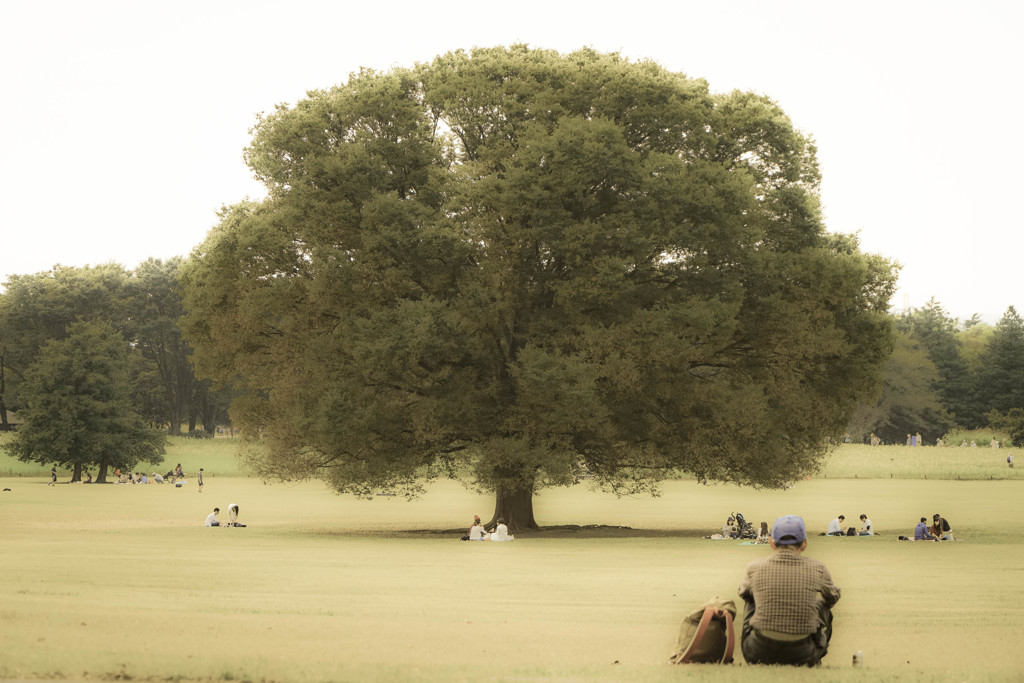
50,466,57,486
1008,454,1014,469
197,468,204,493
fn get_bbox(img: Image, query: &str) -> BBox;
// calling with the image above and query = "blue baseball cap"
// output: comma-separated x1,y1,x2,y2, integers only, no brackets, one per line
772,515,806,545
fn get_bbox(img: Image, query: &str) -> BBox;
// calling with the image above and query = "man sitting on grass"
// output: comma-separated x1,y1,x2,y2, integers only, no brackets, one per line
914,517,937,541
737,515,840,667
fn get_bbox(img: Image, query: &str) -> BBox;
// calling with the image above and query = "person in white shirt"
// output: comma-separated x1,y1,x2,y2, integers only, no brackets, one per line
152,472,164,484
227,503,245,527
858,514,873,536
827,515,846,536
205,508,220,527
489,518,514,541
469,520,489,540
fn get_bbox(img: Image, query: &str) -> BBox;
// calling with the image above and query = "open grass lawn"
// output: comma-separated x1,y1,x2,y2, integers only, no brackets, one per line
2,452,1022,683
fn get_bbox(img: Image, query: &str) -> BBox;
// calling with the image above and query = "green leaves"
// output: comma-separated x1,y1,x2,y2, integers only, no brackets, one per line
182,47,897,511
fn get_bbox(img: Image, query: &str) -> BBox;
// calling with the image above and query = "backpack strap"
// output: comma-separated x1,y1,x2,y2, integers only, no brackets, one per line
677,607,718,663
718,608,735,664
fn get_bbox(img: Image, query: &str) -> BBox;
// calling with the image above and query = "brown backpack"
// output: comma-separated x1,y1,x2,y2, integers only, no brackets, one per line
668,597,737,664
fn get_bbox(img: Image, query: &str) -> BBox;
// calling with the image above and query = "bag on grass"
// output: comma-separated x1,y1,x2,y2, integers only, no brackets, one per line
846,527,857,536
668,597,736,664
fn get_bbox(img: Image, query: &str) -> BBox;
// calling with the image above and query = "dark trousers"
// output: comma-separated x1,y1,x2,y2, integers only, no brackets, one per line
740,597,833,667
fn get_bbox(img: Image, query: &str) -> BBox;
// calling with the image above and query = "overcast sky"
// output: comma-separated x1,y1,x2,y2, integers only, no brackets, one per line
2,1,1020,322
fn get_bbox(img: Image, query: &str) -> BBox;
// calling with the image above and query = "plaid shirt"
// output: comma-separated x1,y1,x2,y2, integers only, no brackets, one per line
738,547,841,635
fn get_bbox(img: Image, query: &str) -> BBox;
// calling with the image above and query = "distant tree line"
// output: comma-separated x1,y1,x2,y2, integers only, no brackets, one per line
848,298,1024,445
0,259,233,481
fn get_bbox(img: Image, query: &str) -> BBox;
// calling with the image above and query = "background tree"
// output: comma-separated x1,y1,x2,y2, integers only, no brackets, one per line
975,306,1024,417
181,46,896,530
847,332,952,444
0,261,228,437
0,264,129,422
125,257,205,436
8,320,165,482
899,299,982,428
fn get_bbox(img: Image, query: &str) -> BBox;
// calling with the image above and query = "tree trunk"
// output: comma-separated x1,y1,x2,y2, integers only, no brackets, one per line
487,483,540,533
71,462,82,483
96,462,109,484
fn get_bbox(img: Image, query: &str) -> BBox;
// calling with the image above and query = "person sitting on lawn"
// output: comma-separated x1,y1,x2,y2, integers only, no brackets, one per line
931,514,952,541
468,518,490,541
756,521,771,543
826,515,845,536
914,517,937,541
489,518,514,541
858,514,873,536
205,508,220,527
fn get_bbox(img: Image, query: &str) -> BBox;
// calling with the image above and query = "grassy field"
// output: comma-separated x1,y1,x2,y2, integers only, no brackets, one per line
1,446,1022,683
0,433,246,478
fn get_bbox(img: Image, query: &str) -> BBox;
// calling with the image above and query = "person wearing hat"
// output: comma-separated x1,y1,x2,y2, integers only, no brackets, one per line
737,515,841,667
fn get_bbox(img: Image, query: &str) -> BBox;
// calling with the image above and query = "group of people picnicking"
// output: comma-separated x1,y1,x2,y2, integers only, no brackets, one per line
716,511,955,543
50,462,207,492
204,503,244,527
825,514,874,536
461,514,514,541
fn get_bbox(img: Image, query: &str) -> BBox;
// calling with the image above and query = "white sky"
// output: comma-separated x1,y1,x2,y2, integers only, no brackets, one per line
2,0,1020,322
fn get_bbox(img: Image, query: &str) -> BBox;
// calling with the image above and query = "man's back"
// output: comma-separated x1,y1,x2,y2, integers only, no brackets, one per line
739,550,840,635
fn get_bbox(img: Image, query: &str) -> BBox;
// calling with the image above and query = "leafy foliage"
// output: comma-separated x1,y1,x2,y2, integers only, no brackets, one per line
181,46,897,527
847,332,952,444
8,320,165,481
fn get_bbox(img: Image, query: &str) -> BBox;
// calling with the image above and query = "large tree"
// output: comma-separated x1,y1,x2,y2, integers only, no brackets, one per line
181,47,896,530
8,320,165,482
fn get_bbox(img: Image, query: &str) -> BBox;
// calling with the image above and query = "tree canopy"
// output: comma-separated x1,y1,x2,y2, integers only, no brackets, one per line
181,46,896,529
8,320,165,482
0,261,230,437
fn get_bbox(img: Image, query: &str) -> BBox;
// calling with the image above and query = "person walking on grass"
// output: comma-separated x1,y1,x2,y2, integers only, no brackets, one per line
50,466,57,486
197,468,204,493
737,516,840,667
